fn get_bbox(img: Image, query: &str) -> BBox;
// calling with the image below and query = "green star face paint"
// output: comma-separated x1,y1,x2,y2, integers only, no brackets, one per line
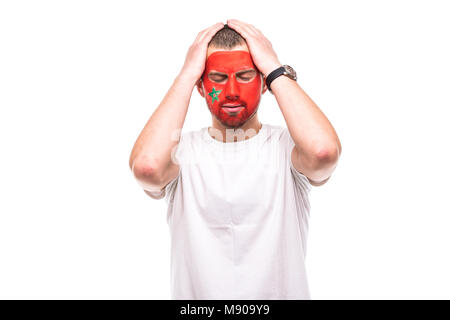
202,50,263,128
208,87,222,104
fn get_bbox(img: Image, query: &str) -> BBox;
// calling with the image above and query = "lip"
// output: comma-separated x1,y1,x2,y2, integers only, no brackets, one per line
222,103,243,107
222,105,244,114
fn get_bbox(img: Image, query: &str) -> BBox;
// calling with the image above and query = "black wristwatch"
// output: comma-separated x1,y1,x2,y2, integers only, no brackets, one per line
265,65,297,93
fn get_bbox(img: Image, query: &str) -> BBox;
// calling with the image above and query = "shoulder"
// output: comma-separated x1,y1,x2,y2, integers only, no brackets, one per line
264,124,293,146
171,127,207,164
262,123,287,141
174,127,206,152
179,127,205,143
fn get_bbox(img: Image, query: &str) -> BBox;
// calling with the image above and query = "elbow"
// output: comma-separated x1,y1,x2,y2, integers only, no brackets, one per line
131,156,164,186
313,143,341,167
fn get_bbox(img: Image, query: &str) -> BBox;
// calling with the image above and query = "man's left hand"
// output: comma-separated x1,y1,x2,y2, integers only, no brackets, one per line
227,19,282,78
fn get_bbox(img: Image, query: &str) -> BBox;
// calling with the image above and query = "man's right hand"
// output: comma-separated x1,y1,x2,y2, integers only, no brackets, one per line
179,22,224,83
130,23,224,197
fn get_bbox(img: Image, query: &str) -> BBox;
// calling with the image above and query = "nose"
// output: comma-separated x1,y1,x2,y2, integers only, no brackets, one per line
225,74,240,101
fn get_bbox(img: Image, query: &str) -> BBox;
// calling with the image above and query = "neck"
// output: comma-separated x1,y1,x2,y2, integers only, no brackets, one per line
209,114,262,143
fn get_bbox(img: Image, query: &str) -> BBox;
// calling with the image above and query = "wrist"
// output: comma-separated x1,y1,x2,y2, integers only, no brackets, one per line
262,63,282,78
176,70,201,87
265,64,297,93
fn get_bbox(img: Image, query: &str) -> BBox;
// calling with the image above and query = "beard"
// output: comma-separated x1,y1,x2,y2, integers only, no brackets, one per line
211,105,259,129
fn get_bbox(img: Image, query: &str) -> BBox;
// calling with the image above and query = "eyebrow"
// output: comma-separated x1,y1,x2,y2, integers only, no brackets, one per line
236,69,257,76
208,69,257,76
208,71,228,76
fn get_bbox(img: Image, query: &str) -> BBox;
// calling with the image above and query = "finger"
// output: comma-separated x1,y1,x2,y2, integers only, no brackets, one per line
198,22,224,43
228,18,252,28
248,24,262,36
231,20,267,44
227,19,255,39
228,19,257,33
194,22,222,42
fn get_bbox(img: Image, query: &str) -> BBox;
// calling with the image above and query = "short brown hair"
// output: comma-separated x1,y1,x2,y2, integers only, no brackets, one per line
208,24,246,49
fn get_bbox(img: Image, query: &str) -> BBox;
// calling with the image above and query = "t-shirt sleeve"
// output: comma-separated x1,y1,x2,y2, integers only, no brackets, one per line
143,131,186,202
283,128,312,196
145,173,179,203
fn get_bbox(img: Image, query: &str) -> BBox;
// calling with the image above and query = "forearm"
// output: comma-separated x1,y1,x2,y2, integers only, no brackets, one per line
129,72,197,175
271,76,342,163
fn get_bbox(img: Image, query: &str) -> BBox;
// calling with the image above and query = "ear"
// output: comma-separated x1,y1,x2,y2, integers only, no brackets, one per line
196,78,205,97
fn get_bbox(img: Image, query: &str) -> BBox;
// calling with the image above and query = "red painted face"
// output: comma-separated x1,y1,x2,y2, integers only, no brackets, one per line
201,50,263,128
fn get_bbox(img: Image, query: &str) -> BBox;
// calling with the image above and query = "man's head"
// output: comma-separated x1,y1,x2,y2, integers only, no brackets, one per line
197,24,267,128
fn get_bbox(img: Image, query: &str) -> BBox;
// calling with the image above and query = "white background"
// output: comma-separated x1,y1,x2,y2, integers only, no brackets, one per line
1,0,449,299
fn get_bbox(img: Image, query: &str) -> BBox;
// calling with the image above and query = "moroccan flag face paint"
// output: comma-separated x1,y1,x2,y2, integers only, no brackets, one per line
202,50,263,128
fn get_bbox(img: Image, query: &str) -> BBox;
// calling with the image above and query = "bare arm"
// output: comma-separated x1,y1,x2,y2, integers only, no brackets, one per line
129,22,224,192
271,77,342,185
129,74,194,192
226,19,342,186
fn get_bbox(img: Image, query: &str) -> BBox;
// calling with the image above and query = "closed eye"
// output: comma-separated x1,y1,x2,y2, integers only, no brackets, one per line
236,70,257,82
208,72,228,83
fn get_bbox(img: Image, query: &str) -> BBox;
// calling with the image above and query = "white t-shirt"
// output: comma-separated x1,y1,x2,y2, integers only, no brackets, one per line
147,123,313,299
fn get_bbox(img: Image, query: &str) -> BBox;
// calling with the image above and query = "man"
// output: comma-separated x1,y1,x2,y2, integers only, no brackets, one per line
129,20,342,299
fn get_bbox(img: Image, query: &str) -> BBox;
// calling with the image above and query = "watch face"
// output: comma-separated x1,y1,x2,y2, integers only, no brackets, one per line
283,65,297,81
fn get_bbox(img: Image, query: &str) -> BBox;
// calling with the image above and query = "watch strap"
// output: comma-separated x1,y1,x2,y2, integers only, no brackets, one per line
265,66,286,92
